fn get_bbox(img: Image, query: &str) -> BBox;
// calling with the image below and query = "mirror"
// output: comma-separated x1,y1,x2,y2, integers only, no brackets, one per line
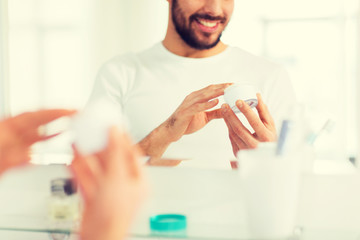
6,0,360,168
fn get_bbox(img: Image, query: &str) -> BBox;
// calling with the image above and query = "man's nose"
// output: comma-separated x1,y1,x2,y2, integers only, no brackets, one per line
203,0,223,17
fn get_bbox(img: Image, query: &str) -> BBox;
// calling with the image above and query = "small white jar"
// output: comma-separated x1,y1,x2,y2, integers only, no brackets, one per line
224,84,258,113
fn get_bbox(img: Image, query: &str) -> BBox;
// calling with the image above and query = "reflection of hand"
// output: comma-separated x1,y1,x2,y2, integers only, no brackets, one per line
139,83,231,159
164,83,232,142
221,93,277,156
71,126,147,240
0,109,75,174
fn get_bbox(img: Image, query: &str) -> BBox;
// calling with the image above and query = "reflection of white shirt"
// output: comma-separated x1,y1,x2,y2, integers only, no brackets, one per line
88,43,297,169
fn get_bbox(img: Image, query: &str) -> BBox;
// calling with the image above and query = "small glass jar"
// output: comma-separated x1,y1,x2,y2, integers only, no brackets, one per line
48,178,80,222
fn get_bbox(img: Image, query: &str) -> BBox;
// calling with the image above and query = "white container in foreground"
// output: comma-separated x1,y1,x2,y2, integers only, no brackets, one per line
237,143,301,239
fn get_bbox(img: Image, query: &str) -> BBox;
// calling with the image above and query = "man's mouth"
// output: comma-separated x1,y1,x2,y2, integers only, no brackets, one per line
195,18,221,32
197,18,218,28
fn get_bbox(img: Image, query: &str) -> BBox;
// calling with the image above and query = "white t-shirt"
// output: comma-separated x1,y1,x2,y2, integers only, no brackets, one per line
88,43,297,169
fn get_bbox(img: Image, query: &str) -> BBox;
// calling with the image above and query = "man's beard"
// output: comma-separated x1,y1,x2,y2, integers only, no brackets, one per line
171,0,227,50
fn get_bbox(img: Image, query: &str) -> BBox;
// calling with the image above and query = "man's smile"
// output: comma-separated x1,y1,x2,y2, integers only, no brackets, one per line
195,18,220,33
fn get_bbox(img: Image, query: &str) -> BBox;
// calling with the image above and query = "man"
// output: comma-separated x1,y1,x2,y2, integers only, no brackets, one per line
88,0,296,168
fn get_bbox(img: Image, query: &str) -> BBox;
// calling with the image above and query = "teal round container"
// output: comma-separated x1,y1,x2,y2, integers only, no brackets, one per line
149,214,187,232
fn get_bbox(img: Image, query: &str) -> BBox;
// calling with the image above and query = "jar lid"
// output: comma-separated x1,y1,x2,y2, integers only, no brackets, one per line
51,178,77,196
150,214,187,231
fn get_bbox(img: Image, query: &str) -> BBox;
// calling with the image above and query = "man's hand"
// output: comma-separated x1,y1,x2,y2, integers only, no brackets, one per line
0,109,75,174
164,83,232,142
71,126,147,240
221,93,277,156
139,83,231,160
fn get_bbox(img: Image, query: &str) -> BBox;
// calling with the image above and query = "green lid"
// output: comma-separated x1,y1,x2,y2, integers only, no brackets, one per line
150,214,187,231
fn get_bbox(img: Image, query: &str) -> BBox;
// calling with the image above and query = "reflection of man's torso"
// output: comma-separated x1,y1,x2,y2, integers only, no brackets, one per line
91,43,296,169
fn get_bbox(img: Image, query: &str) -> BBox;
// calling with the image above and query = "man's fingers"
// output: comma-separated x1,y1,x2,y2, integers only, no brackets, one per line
99,126,141,178
0,146,31,173
193,83,232,102
114,130,143,179
229,131,249,149
235,100,269,139
221,104,258,148
70,163,92,204
189,99,219,115
96,126,122,174
13,127,53,146
71,144,81,159
256,93,275,127
192,83,232,98
225,119,257,149
35,132,61,142
128,144,143,178
229,132,248,151
7,109,76,145
14,109,76,129
70,152,99,204
206,108,223,121
184,83,232,107
72,144,102,186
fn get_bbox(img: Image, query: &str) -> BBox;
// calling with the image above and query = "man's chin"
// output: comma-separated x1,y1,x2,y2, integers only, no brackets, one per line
191,32,222,49
191,39,220,50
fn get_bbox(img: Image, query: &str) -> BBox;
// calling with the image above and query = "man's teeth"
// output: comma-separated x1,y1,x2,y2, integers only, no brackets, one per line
198,19,217,27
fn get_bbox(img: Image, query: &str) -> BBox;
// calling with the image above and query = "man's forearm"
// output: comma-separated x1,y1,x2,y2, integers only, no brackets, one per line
137,124,172,159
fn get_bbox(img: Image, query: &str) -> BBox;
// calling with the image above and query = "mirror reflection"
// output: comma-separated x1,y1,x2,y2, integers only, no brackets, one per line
2,1,360,239
5,0,359,169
